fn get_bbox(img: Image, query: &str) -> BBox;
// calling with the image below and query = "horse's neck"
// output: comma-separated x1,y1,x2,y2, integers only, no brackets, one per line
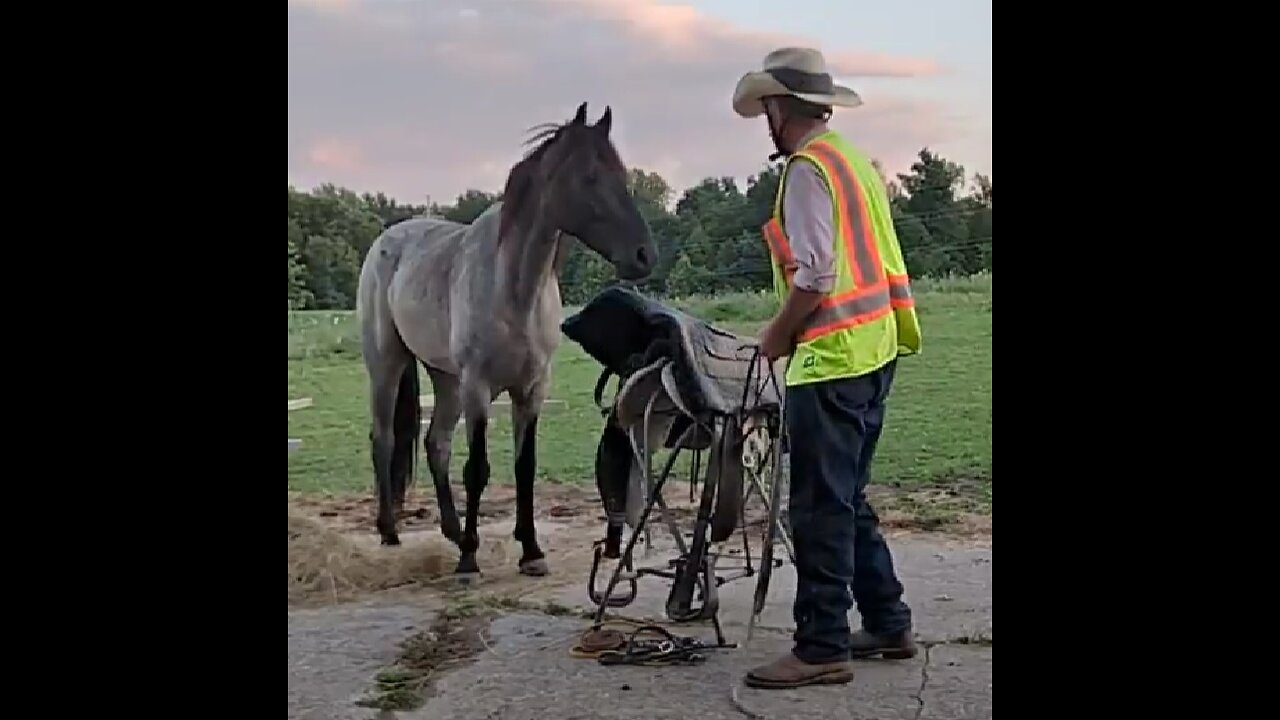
500,215,567,316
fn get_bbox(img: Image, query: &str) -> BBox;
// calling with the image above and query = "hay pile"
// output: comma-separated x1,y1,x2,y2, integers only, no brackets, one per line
288,507,513,604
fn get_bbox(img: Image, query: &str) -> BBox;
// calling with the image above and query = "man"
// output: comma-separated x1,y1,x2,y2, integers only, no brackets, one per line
732,47,925,690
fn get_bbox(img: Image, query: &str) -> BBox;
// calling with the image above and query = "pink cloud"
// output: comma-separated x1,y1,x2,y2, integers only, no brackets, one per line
287,0,981,202
305,138,366,174
554,0,940,75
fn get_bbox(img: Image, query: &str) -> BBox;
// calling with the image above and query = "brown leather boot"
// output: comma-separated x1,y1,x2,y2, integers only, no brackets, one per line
849,629,917,659
743,653,854,689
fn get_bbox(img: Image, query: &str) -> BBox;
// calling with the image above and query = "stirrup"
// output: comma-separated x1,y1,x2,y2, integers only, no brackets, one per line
664,551,720,622
587,542,638,608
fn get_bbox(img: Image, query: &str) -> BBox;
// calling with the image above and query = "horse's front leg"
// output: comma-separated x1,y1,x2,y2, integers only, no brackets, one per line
424,369,463,544
456,382,491,577
511,387,547,576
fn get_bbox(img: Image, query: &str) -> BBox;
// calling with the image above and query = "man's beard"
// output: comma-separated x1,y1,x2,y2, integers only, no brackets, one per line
767,116,792,162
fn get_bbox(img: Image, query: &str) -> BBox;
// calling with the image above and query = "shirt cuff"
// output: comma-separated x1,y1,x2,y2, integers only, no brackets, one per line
793,267,835,293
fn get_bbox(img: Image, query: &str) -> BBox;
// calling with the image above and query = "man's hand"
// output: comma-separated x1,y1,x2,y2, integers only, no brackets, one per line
758,287,826,361
758,319,794,361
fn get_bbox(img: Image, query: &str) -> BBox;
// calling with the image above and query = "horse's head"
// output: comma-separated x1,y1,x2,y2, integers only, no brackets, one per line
500,102,658,281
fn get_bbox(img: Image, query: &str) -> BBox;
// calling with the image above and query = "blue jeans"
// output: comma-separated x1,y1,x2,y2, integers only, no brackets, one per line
786,359,912,663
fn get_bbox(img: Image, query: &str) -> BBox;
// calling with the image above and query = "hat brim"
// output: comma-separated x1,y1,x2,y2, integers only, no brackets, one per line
732,71,862,118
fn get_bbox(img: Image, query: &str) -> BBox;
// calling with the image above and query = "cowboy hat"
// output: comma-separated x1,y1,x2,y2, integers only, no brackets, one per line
732,47,862,119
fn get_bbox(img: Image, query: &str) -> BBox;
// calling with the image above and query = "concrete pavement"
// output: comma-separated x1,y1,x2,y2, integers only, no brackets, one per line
288,534,991,720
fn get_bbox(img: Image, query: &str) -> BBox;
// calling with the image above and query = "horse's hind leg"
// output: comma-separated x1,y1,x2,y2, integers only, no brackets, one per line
368,354,411,546
424,367,463,544
389,361,421,515
511,384,548,576
456,376,492,576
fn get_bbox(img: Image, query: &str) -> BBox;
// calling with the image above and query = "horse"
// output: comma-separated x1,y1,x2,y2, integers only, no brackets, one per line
355,102,657,579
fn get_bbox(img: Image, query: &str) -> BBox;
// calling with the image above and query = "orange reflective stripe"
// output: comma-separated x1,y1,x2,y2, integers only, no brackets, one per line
803,142,884,288
888,273,915,308
797,282,892,342
798,275,912,342
762,217,797,285
762,217,794,264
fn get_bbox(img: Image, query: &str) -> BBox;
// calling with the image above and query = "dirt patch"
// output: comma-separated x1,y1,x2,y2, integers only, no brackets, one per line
288,509,513,606
290,483,604,534
352,591,586,712
355,602,498,711
289,475,991,608
289,483,636,608
870,475,992,536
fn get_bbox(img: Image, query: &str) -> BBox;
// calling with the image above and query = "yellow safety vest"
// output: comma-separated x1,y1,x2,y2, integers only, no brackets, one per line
761,130,923,387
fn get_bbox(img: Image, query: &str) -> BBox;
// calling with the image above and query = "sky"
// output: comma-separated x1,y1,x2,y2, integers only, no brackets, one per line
287,0,992,206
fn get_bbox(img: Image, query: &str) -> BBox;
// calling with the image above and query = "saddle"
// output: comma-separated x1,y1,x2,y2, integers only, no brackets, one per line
562,287,785,542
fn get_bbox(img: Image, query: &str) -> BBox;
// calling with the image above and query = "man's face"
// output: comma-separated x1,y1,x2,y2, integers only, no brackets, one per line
763,97,790,154
763,97,783,135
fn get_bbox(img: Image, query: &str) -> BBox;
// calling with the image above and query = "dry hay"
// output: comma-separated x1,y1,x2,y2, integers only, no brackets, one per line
287,506,514,605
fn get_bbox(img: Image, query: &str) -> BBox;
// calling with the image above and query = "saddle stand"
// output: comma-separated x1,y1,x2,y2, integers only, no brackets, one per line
561,287,797,653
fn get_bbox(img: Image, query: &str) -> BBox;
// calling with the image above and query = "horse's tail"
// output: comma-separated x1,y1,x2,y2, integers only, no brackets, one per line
390,361,422,496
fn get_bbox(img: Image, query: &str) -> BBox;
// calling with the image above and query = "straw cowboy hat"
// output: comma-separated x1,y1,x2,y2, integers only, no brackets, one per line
732,47,862,119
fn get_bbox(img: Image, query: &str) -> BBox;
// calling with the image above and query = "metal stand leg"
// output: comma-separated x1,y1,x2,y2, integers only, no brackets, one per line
589,448,683,626
750,428,791,638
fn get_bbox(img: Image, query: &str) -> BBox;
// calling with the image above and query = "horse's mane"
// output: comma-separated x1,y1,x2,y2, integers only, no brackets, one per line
497,123,566,243
522,122,565,154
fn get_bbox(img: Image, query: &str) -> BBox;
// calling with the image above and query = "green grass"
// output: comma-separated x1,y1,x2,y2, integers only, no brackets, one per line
288,275,992,508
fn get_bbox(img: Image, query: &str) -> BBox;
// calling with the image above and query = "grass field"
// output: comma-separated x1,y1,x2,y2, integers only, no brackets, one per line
289,275,991,520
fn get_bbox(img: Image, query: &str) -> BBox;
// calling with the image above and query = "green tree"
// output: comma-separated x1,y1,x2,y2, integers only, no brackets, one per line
434,189,500,224
300,235,361,309
665,252,711,297
288,231,312,310
361,191,427,227
287,146,989,308
891,149,990,277
627,168,673,216
287,185,382,308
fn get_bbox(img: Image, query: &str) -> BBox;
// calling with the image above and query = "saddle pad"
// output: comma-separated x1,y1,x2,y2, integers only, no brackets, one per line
562,286,784,418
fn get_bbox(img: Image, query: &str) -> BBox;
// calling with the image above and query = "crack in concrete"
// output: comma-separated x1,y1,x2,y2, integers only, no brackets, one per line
935,634,992,647
912,643,934,720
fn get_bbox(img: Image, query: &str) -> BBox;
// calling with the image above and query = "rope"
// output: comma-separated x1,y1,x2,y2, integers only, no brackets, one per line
568,615,718,666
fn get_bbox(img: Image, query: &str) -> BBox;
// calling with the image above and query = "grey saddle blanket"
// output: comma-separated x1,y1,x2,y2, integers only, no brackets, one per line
561,286,783,422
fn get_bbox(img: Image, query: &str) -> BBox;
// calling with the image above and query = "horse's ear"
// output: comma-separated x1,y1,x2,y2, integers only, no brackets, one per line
572,102,588,125
595,106,612,136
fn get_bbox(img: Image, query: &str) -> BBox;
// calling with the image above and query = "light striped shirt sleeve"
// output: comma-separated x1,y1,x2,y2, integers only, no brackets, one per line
781,159,837,294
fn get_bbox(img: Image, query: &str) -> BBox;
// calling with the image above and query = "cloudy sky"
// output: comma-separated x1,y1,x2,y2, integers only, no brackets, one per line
288,0,992,206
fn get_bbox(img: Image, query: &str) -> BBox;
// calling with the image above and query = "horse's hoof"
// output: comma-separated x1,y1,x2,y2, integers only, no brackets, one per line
519,558,549,577
453,572,481,587
380,533,401,547
455,555,480,576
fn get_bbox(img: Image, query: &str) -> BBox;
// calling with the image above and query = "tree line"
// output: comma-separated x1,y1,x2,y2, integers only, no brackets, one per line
288,148,991,310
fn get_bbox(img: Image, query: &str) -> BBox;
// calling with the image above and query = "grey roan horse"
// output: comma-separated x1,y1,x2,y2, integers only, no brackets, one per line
356,102,657,578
